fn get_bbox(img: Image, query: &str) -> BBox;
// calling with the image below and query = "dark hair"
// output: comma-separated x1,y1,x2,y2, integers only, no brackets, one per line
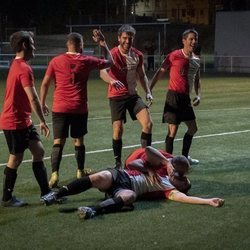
171,155,190,177
182,29,198,39
10,31,34,53
118,25,136,36
67,32,83,45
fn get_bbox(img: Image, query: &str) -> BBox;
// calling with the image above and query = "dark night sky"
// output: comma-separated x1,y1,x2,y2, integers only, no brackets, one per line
0,0,249,36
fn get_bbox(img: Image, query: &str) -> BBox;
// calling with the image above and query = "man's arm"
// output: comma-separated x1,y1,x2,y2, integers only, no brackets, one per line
24,86,50,137
136,64,153,104
40,74,51,116
126,159,148,174
192,70,201,106
92,29,114,68
145,146,174,175
150,65,167,91
168,190,225,208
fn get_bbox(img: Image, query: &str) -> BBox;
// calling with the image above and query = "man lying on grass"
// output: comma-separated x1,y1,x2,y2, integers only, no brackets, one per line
41,146,224,219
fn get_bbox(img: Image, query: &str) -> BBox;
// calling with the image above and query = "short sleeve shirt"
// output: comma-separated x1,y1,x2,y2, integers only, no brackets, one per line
46,54,108,113
162,49,200,94
0,59,33,130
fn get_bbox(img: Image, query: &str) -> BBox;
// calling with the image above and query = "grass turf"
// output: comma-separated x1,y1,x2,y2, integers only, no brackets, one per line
0,71,249,250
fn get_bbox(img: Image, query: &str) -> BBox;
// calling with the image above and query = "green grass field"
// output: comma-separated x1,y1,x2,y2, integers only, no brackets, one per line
0,71,249,250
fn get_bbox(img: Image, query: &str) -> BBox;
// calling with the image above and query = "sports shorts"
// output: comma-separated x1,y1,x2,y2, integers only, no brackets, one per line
109,95,147,123
162,90,196,125
105,169,132,197
52,112,88,139
4,124,40,154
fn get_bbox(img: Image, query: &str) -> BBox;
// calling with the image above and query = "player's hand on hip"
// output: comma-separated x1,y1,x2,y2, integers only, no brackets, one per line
111,80,125,91
40,122,50,138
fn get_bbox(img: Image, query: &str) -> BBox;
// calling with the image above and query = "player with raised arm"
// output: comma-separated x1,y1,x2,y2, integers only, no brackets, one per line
100,24,153,169
40,30,114,188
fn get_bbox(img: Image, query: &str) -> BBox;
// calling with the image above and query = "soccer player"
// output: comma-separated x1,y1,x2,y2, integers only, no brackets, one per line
40,30,114,188
40,146,225,220
150,29,201,165
100,24,153,169
0,31,52,207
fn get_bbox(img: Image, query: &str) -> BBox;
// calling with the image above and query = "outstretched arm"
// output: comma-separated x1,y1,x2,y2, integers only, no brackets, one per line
168,190,225,208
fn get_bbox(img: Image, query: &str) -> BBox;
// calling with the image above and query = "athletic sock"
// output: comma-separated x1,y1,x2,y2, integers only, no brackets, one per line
182,133,193,157
56,176,92,198
112,139,122,164
2,167,17,201
141,132,152,147
51,144,63,173
75,145,85,170
32,161,50,196
93,197,124,215
165,136,174,154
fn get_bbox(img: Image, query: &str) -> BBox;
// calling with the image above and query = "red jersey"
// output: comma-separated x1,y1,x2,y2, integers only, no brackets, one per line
46,53,108,113
107,46,144,98
125,148,173,177
162,49,200,94
125,148,174,199
0,59,33,130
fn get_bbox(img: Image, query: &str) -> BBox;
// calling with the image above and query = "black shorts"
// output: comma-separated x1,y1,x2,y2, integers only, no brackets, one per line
3,124,40,154
106,169,132,197
162,90,196,125
109,95,147,123
52,112,88,139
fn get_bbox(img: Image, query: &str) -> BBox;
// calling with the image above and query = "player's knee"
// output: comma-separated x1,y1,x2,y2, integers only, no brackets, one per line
120,191,136,205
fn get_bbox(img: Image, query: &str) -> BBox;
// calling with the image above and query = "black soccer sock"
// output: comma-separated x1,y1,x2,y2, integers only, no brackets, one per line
141,132,152,148
93,197,125,215
112,139,122,164
2,167,17,201
182,133,193,157
51,144,63,173
56,176,92,198
32,161,50,196
75,145,85,171
165,136,174,154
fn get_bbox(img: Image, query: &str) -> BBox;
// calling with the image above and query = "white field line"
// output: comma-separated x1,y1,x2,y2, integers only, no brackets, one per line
0,129,249,167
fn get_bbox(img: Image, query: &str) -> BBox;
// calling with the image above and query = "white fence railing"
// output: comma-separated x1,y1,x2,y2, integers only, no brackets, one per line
1,54,250,73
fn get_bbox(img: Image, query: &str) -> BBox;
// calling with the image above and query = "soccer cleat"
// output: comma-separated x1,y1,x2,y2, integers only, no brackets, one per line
76,168,94,179
77,206,96,220
188,156,199,165
40,191,67,206
49,171,59,188
1,196,28,207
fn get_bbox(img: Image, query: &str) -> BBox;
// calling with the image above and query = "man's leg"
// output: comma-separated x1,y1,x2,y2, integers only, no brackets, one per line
78,189,136,219
41,170,113,205
136,108,153,148
183,120,199,165
165,124,178,154
112,120,123,169
49,138,66,188
1,154,27,207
